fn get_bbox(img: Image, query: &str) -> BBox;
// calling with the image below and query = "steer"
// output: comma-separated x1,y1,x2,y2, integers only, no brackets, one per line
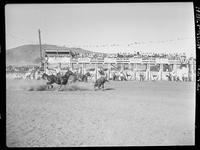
94,77,109,91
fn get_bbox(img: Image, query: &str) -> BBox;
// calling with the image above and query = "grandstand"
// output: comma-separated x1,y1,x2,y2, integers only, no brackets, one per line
43,49,196,81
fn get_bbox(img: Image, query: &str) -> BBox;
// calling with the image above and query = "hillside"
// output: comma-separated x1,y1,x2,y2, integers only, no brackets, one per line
6,44,100,66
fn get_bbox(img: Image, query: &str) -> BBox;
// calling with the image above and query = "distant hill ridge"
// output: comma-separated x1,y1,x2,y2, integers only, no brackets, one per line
6,44,102,66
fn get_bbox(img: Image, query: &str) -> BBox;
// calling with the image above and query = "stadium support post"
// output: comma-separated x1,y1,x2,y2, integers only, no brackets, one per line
173,64,177,75
128,63,132,70
59,63,61,71
160,64,164,80
189,59,194,81
123,63,125,71
71,62,73,70
191,62,194,81
44,62,47,73
84,63,86,74
146,64,150,80
134,63,137,80
95,63,97,81
108,63,111,80
82,63,84,74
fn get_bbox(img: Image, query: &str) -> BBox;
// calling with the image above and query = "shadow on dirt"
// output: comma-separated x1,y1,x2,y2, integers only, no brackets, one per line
28,85,49,91
27,84,91,91
104,88,115,91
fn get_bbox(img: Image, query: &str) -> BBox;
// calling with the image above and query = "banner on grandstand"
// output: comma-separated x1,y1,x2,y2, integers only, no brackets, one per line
168,60,180,64
129,58,142,63
78,58,91,63
156,58,169,64
48,57,71,63
104,58,117,63
142,59,156,64
71,58,78,63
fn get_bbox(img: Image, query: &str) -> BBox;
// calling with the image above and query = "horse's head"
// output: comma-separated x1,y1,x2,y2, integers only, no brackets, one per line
64,70,74,77
99,70,105,75
85,72,91,77
103,77,109,82
42,73,47,79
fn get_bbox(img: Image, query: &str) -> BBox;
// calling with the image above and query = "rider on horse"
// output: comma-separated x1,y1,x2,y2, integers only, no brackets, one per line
54,65,62,83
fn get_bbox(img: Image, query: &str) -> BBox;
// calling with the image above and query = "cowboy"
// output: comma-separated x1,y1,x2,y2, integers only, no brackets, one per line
55,65,61,75
171,70,176,81
96,67,105,79
98,67,105,75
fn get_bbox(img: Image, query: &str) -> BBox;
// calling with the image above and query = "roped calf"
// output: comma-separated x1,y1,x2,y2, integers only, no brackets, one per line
94,76,109,91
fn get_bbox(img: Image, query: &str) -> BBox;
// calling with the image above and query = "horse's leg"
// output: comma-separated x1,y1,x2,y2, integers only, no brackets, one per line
47,83,51,89
98,84,101,90
58,83,62,90
102,84,104,91
46,81,51,89
125,76,127,81
94,85,96,91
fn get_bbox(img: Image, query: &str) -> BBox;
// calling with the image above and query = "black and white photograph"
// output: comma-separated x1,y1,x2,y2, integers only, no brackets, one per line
5,2,196,147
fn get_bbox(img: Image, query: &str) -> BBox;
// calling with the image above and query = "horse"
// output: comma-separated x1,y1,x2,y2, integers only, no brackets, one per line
42,73,58,89
94,76,109,91
74,72,91,82
42,70,74,90
68,73,79,83
59,70,74,88
82,72,91,82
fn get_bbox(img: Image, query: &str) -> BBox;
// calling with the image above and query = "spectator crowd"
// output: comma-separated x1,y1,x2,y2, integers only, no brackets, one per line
71,50,195,62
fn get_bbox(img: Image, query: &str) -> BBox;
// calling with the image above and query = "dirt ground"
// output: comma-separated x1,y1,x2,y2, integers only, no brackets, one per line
6,79,195,147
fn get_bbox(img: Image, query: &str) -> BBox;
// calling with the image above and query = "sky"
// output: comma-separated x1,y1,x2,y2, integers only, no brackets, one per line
5,3,195,57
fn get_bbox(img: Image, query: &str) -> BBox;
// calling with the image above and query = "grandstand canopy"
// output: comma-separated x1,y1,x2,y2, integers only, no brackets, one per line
44,49,72,57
